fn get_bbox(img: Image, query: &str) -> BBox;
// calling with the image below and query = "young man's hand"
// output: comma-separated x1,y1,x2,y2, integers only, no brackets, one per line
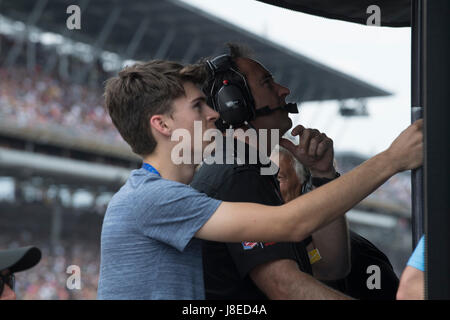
385,119,423,172
280,125,336,178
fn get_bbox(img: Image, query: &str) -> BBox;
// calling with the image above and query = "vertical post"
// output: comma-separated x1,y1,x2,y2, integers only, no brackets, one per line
26,38,36,72
123,18,150,59
423,0,450,300
181,38,201,63
410,0,424,248
4,0,47,67
153,28,176,60
50,192,62,255
76,6,121,83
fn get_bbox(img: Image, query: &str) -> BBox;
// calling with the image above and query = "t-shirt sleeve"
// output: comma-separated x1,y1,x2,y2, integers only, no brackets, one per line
136,178,222,252
407,235,425,271
215,168,300,278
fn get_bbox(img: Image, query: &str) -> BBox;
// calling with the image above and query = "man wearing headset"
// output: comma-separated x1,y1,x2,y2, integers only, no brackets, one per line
191,43,353,299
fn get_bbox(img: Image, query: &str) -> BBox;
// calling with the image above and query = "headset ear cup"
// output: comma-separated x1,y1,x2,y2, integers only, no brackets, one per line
205,54,256,127
215,84,253,126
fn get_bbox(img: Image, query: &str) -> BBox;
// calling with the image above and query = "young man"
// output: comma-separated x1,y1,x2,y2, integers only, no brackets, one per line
98,59,423,299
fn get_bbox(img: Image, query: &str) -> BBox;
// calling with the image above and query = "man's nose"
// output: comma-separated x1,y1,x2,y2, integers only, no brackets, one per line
205,105,220,122
277,83,290,98
1,284,16,300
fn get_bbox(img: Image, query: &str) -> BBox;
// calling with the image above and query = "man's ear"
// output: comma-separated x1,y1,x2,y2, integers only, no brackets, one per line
150,114,172,137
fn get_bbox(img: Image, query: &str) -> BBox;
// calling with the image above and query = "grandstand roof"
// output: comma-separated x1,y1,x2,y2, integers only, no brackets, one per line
256,0,410,27
0,0,390,102
0,147,131,188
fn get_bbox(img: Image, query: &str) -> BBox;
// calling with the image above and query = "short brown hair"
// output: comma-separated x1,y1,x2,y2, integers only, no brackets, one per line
104,60,208,156
226,42,254,61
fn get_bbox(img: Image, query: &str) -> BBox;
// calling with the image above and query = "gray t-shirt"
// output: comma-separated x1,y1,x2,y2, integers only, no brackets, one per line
97,168,222,300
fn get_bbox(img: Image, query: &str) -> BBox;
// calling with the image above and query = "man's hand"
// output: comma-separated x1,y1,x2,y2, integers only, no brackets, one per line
280,125,335,178
385,119,423,172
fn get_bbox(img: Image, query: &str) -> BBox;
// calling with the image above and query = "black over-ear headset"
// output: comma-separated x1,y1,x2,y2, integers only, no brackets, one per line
206,54,256,128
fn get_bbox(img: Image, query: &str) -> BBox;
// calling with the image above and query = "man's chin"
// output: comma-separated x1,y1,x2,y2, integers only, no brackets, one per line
280,117,293,135
287,117,293,129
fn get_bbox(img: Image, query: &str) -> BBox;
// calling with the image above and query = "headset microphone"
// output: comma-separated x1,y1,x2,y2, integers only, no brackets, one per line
214,103,298,132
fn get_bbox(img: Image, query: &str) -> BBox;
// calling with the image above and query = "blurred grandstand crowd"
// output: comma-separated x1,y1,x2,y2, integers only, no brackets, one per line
0,67,119,142
0,202,102,299
0,33,412,299
335,155,411,211
11,240,99,300
0,34,121,143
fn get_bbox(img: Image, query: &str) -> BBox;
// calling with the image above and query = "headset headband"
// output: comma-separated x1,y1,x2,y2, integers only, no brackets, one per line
206,54,235,75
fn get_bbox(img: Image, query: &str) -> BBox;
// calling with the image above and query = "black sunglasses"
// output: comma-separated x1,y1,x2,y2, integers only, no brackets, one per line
0,273,15,296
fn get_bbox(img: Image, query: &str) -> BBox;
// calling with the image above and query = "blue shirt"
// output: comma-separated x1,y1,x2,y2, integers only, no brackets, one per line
407,235,425,272
97,168,221,299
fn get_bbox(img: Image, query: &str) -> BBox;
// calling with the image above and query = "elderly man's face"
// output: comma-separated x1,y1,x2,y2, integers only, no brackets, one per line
0,269,16,300
278,154,302,203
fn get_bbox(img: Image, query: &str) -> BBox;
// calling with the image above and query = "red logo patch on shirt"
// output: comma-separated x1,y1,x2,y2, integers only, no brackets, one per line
242,242,260,250
241,242,276,250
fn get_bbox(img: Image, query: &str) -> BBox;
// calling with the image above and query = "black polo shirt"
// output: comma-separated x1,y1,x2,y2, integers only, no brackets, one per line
191,136,312,300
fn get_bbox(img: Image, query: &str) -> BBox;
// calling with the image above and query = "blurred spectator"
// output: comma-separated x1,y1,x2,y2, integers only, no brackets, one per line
396,235,425,300
0,246,41,300
0,237,100,300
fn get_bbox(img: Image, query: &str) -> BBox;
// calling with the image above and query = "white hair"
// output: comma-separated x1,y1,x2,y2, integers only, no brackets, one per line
272,144,307,184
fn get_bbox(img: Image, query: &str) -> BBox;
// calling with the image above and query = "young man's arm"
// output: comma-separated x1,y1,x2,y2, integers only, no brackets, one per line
196,120,423,243
196,151,393,243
